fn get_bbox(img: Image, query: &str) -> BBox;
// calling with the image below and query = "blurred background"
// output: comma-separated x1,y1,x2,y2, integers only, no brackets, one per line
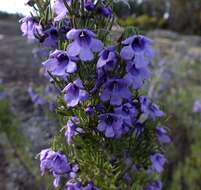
0,0,201,189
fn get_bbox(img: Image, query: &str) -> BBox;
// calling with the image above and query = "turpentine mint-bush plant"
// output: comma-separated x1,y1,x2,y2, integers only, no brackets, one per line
20,0,171,189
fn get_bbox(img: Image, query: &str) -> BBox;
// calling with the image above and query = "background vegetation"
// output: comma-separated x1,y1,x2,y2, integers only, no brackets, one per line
114,0,201,35
0,0,201,189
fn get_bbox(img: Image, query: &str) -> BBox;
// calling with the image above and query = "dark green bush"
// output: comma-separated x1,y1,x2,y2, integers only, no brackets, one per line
118,14,167,31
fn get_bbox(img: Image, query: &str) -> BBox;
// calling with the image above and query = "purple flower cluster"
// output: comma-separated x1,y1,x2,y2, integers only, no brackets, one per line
21,0,170,189
39,149,73,187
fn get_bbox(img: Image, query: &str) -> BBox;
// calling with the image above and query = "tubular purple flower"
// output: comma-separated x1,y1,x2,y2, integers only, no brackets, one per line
139,96,150,112
84,0,95,11
42,50,77,76
67,29,103,61
139,96,164,120
19,16,42,40
133,122,144,137
85,105,94,115
83,182,100,190
63,79,89,107
97,45,117,71
54,0,71,21
144,180,162,190
28,86,45,106
40,149,71,174
97,113,123,138
114,103,137,127
42,26,59,48
124,62,150,89
150,153,166,173
149,103,164,120
156,127,171,144
64,116,81,144
101,78,132,106
53,173,61,188
66,181,82,190
120,35,154,68
193,100,201,113
97,6,112,17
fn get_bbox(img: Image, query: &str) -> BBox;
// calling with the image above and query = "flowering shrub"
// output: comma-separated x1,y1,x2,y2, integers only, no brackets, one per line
20,0,170,189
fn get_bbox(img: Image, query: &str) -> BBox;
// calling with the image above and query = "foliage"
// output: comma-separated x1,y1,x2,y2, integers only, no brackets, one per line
118,15,167,31
168,0,201,34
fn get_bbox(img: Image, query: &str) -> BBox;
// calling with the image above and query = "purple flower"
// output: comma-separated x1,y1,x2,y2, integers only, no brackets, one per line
54,0,70,21
114,103,137,127
63,79,89,107
67,29,103,61
42,50,77,76
156,127,171,144
66,181,82,190
101,78,132,106
19,16,42,40
97,113,123,138
53,173,61,188
85,0,95,11
39,148,71,187
64,116,81,144
150,153,166,173
28,86,45,106
39,149,71,174
97,6,112,17
95,104,105,113
124,62,150,89
133,122,144,137
149,104,164,120
85,105,94,115
144,180,162,190
97,46,117,71
193,100,201,113
120,35,154,68
139,96,164,120
42,26,58,48
83,182,100,190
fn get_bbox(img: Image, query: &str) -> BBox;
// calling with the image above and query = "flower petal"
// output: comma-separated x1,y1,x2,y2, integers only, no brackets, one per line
122,36,135,45
134,52,149,68
66,61,77,73
90,38,104,52
67,41,81,57
110,94,122,105
79,47,94,61
105,126,115,138
120,45,134,60
66,29,80,40
97,122,106,132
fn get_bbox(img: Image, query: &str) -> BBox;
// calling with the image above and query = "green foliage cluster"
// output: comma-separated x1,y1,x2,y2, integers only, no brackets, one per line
118,15,167,31
168,0,201,35
114,0,201,34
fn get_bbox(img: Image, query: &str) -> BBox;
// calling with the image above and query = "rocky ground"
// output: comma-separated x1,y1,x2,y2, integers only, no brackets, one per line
0,18,201,190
